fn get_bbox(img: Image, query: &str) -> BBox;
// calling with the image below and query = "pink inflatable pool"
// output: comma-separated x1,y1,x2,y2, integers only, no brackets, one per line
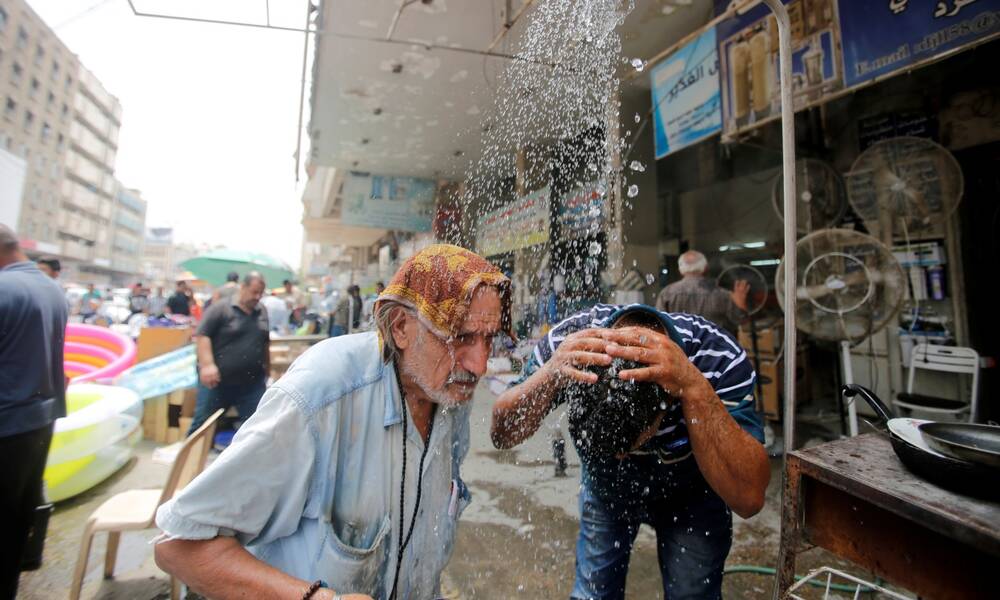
64,323,137,383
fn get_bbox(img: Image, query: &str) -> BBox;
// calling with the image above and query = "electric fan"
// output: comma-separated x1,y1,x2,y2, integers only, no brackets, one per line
772,158,848,235
776,228,907,435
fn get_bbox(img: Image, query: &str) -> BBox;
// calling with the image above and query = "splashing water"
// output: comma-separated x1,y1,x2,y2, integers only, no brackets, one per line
629,160,645,172
630,57,645,72
627,184,639,198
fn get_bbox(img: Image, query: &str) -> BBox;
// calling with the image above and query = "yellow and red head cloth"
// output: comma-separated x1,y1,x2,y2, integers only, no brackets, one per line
375,244,514,342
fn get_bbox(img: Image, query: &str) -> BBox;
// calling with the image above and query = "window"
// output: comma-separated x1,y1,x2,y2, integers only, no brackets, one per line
16,26,28,51
65,74,72,90
60,102,68,121
23,109,33,133
56,132,65,152
41,122,51,143
0,7,9,32
4,97,15,120
51,59,59,81
34,44,44,66
11,62,23,86
29,77,39,98
47,90,55,109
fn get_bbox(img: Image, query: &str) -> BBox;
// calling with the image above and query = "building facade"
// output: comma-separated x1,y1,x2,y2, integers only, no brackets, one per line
0,0,141,284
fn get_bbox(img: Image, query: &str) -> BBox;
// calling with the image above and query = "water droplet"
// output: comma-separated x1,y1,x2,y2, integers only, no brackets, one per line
634,112,641,123
589,205,601,218
645,273,655,285
629,160,645,172
588,241,602,256
630,58,645,72
613,540,621,548
627,184,639,198
587,162,598,171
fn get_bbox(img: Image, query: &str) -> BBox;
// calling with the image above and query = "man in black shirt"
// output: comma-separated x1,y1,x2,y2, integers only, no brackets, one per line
167,281,192,316
187,273,269,435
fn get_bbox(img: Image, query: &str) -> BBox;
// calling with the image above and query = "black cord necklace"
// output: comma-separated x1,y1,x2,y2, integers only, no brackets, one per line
388,383,434,600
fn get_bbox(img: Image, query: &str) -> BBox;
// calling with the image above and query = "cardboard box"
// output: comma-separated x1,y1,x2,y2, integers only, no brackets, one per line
136,327,192,363
756,358,781,421
739,323,783,357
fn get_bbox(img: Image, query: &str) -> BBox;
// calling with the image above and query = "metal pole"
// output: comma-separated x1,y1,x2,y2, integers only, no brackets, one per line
841,340,859,436
293,0,313,183
760,0,797,455
762,1,797,597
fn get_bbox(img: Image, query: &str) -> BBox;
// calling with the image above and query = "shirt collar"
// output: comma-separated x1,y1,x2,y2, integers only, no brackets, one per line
1,261,40,273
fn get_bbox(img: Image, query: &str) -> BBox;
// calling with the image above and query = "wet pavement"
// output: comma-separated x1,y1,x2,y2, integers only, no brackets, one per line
18,381,871,599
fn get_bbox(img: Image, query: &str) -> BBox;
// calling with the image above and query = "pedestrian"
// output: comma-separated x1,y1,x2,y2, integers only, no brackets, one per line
154,244,510,600
35,256,61,280
128,282,150,316
210,271,240,308
80,283,102,320
0,226,69,599
186,272,269,435
166,281,191,316
656,250,750,335
260,291,291,334
148,286,168,316
492,303,769,599
328,285,361,337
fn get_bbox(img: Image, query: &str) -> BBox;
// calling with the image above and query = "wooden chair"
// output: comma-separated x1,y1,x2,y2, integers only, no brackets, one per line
69,409,224,600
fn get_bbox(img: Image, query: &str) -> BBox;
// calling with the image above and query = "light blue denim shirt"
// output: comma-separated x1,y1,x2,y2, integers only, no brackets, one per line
155,332,472,599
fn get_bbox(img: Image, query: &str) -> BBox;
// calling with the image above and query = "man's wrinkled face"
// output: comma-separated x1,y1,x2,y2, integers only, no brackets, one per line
400,286,502,407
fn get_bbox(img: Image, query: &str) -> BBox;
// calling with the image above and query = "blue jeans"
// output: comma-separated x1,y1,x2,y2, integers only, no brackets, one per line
187,378,266,436
571,464,732,600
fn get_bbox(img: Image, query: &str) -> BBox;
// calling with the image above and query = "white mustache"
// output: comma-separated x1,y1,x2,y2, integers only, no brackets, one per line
447,370,478,384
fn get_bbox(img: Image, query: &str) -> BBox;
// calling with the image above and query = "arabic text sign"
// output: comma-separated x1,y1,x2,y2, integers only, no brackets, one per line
340,172,436,232
476,187,551,256
558,182,605,240
651,27,722,158
840,0,1000,88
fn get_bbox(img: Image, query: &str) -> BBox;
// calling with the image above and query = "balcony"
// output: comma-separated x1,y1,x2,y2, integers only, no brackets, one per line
60,239,92,261
58,212,97,241
62,180,101,214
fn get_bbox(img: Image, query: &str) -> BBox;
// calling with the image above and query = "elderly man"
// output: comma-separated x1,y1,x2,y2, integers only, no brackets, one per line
656,250,750,335
155,245,510,600
492,303,769,600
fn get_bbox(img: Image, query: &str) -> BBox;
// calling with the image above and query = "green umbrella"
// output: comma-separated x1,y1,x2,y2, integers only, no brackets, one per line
180,249,295,287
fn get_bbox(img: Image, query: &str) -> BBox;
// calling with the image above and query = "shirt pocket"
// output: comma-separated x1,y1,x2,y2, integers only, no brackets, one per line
316,514,391,599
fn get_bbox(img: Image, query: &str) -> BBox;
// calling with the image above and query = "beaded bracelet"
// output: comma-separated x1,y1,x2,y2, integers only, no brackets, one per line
302,579,327,600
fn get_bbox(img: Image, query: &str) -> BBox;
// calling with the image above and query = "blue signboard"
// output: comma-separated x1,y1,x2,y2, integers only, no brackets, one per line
341,172,436,232
651,27,722,159
839,0,1000,88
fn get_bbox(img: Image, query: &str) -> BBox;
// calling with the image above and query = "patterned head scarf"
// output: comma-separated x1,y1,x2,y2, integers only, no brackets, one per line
375,244,513,342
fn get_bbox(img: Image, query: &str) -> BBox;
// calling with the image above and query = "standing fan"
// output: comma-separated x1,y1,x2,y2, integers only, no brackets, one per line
845,137,964,239
776,229,906,435
718,264,769,400
772,159,848,234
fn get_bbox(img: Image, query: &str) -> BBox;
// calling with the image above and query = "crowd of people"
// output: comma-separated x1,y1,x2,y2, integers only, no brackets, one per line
3,222,766,599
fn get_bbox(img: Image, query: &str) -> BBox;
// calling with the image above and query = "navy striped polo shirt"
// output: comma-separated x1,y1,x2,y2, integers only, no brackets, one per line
517,303,763,464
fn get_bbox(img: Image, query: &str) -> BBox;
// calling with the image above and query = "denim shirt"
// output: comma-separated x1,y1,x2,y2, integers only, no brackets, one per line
155,332,472,599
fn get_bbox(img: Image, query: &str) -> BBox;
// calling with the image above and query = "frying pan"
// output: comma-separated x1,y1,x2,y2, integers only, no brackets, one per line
841,385,999,499
919,422,1000,469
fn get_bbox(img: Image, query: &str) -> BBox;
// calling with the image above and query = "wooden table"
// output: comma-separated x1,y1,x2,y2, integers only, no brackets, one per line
774,434,1000,599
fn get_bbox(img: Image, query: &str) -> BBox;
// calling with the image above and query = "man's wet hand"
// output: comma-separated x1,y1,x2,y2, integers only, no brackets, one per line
541,329,613,385
597,327,700,396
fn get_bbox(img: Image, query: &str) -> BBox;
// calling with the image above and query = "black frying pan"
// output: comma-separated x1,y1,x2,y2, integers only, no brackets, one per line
842,385,999,499
919,422,1000,469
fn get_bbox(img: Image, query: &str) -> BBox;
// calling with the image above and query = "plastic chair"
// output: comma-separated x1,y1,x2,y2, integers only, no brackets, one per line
69,408,224,600
895,344,980,423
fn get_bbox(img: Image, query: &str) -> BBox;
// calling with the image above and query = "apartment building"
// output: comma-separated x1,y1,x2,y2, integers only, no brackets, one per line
0,0,140,284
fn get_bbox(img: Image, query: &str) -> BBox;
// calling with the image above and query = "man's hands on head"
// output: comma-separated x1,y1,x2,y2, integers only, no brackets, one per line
539,329,614,384
596,327,705,398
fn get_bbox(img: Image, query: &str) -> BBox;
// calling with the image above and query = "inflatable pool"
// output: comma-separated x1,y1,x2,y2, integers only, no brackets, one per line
64,323,137,383
116,344,197,400
44,384,143,502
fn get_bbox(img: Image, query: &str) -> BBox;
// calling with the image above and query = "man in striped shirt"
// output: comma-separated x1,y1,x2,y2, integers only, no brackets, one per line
492,304,769,600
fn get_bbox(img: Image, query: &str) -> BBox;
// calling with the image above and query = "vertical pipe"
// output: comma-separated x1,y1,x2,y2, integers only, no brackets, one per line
761,0,797,454
841,340,858,435
294,0,313,182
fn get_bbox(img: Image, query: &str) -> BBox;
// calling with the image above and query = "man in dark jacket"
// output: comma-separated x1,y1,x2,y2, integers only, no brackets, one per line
0,225,68,598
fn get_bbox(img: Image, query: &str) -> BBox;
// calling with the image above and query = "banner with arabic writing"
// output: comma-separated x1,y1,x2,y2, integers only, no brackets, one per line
839,0,1000,88
651,27,722,158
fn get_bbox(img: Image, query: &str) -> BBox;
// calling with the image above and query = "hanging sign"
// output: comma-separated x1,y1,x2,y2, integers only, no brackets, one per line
650,27,723,158
558,182,606,240
340,172,436,232
838,0,1000,88
715,0,845,137
476,187,550,256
